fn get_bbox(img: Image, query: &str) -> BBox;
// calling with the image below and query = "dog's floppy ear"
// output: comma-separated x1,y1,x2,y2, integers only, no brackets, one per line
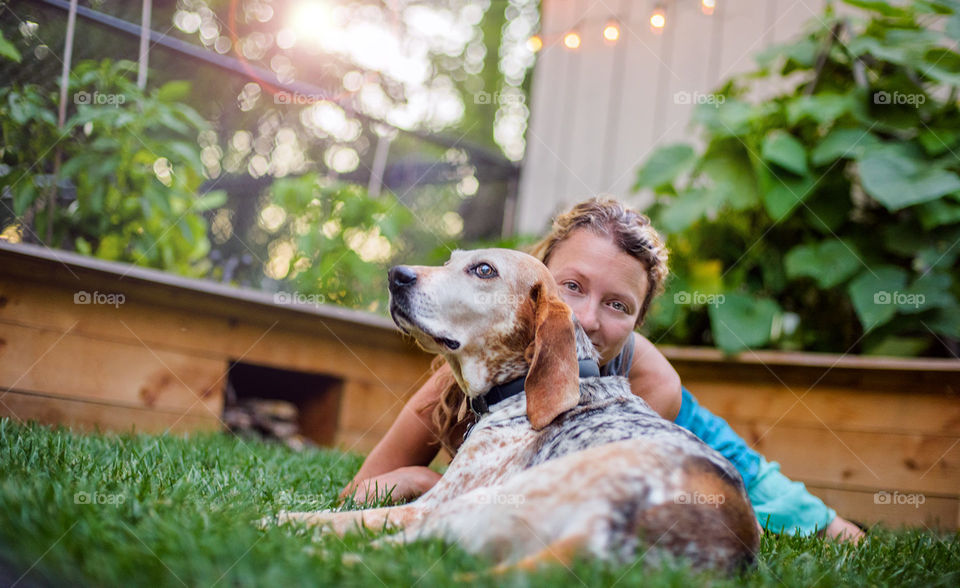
524,282,580,430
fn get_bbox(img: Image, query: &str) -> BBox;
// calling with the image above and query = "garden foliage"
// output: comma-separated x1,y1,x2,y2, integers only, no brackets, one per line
638,0,960,356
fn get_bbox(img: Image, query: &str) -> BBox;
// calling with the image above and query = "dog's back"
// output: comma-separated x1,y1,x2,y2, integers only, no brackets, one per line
419,374,759,571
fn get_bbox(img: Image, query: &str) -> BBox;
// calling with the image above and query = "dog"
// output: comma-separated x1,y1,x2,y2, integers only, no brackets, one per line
272,248,760,572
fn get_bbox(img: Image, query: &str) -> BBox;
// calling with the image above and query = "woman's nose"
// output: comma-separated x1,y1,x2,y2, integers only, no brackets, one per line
577,303,600,332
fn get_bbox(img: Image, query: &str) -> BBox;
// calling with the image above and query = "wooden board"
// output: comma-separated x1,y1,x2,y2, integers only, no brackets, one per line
726,419,959,496
806,484,959,531
0,279,433,387
0,389,221,435
0,322,225,416
688,381,960,436
337,378,422,438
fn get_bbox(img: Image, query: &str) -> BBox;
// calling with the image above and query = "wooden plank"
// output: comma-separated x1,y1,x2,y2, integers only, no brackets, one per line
663,345,960,373
688,381,960,436
0,323,225,415
0,241,397,335
337,379,416,437
0,389,221,434
806,484,958,530
725,419,960,496
0,279,434,386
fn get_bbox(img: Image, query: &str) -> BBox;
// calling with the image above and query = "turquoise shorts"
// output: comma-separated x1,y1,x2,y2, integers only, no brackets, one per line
675,387,836,535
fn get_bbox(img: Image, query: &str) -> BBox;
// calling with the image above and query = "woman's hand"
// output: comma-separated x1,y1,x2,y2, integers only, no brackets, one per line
824,515,866,543
340,466,442,505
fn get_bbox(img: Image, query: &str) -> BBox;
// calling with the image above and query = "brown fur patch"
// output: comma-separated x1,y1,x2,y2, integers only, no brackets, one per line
524,284,580,430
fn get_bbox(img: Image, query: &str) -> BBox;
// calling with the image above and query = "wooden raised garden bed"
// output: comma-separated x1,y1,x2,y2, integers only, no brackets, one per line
1,241,956,528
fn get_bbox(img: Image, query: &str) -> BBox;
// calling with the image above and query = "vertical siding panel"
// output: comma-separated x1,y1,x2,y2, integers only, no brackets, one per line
606,5,671,204
517,0,580,233
519,0,838,231
660,3,715,146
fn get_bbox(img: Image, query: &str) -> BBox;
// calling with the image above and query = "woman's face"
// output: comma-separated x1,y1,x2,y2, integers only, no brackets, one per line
545,228,649,367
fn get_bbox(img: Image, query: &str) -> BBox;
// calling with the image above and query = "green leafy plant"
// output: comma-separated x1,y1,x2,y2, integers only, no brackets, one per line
257,174,420,312
637,0,960,356
0,59,225,277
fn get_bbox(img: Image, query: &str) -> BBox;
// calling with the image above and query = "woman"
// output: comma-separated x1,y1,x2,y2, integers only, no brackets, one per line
343,198,864,542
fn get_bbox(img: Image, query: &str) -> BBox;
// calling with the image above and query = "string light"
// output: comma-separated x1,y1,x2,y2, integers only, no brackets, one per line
650,5,666,33
526,2,720,51
563,30,581,50
527,34,543,52
602,19,620,43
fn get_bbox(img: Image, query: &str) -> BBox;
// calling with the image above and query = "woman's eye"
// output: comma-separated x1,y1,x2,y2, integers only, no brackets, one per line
610,301,628,313
471,263,498,279
563,281,580,292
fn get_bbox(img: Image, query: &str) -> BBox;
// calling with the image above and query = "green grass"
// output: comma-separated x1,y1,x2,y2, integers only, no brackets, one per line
1,418,958,587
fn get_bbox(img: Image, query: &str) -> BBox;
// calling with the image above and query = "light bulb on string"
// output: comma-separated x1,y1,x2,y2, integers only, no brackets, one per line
650,5,666,33
563,30,581,50
701,0,716,15
527,34,543,52
602,19,620,43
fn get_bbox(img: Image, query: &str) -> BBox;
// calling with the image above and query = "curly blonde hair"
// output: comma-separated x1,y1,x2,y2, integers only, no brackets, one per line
430,197,670,455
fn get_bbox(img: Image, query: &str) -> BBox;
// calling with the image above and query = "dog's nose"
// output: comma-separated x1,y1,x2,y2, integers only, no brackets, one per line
389,265,417,288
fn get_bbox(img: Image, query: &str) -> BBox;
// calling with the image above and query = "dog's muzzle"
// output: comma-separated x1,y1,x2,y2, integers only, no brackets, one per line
387,265,460,350
388,265,417,293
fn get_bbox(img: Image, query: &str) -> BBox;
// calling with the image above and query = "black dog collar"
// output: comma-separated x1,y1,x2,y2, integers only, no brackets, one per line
468,358,601,416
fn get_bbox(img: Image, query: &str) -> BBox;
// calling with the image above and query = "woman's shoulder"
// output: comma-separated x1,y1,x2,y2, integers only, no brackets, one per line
626,332,682,421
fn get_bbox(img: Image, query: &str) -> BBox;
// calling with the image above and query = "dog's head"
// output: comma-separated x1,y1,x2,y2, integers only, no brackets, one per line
388,248,580,429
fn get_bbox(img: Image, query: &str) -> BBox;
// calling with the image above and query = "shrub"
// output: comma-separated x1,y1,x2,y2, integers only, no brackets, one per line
638,0,960,356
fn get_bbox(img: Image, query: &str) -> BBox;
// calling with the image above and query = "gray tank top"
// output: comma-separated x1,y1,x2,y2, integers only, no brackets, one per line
600,332,636,378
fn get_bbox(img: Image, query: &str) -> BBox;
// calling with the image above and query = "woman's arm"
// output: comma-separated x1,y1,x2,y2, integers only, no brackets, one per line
627,332,682,421
339,366,450,503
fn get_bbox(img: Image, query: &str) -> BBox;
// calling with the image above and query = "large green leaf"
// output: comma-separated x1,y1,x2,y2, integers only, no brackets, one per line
762,130,808,176
925,306,960,338
708,293,782,353
760,170,819,219
756,38,818,69
786,93,855,126
918,126,960,156
634,143,696,191
658,188,723,233
693,99,771,138
917,198,960,229
858,145,960,210
842,0,911,16
847,266,909,330
811,127,882,166
947,14,960,41
699,143,761,210
785,239,865,288
901,272,954,314
0,31,21,63
921,47,960,86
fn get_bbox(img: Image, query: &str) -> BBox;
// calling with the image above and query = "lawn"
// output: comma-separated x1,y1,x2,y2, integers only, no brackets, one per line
1,418,957,587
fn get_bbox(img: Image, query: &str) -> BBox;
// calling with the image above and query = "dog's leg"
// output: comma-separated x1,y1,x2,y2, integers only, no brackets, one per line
452,533,587,582
496,533,584,572
276,504,424,535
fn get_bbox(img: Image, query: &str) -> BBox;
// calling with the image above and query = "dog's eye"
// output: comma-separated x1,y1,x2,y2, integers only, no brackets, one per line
470,262,498,279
